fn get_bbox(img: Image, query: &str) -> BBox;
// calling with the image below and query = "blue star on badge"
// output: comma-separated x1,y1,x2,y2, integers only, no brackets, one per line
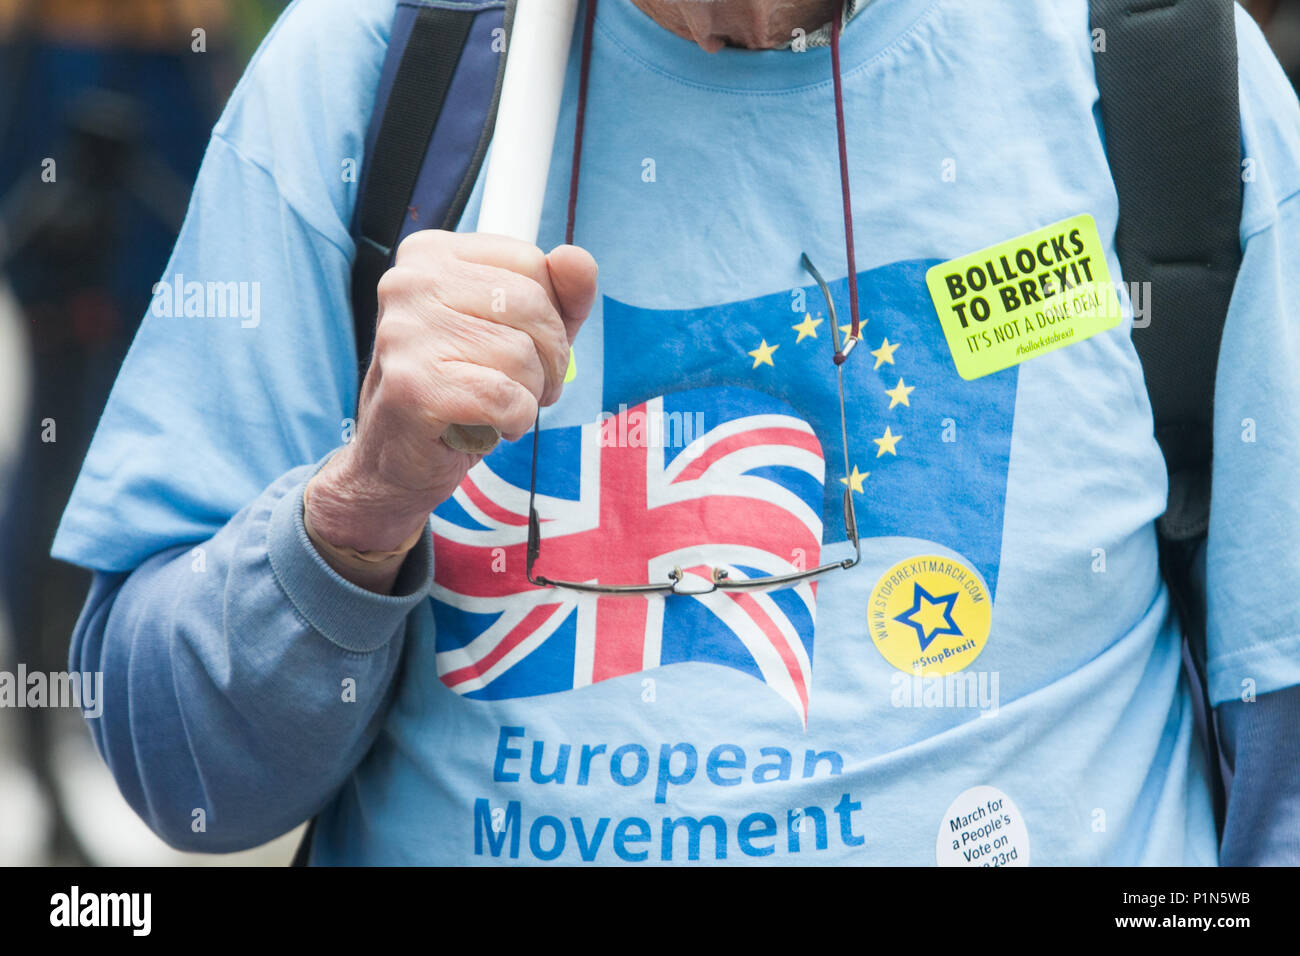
893,583,963,652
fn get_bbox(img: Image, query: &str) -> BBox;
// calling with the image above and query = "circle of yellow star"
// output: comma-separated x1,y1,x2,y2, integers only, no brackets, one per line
748,339,779,369
839,464,869,494
884,378,915,409
870,338,900,370
791,314,822,343
873,425,902,457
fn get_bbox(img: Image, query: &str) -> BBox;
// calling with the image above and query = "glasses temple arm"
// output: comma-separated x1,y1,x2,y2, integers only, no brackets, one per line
526,416,542,578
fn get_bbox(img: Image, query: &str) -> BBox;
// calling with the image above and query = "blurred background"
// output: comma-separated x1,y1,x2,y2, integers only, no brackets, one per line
0,0,1297,867
0,0,296,866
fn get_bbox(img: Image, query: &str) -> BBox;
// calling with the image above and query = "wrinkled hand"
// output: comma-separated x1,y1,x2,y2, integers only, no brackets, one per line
305,230,598,591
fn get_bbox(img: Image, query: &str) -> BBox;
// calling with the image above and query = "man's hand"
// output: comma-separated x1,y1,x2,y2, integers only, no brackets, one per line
304,230,598,592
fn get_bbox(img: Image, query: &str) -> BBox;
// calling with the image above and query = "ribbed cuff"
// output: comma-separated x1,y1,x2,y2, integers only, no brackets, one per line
266,459,433,653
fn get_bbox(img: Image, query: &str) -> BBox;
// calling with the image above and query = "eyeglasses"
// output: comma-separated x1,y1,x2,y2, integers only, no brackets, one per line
522,252,861,597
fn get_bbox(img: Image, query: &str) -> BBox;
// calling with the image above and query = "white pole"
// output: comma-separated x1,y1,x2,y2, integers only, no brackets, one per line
443,0,582,455
477,0,581,240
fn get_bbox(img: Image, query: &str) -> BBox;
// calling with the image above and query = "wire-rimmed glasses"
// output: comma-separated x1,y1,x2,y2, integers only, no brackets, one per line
523,253,861,596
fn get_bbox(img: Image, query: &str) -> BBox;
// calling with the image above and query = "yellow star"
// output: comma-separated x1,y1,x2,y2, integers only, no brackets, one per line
873,425,902,457
839,464,869,494
884,377,915,409
870,337,900,370
791,313,822,343
838,323,865,342
748,339,779,369
910,593,955,641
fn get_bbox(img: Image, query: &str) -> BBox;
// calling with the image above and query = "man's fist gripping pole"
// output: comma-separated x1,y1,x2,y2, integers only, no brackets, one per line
304,230,598,593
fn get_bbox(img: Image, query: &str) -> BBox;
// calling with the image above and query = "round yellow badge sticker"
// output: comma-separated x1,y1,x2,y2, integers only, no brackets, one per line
867,555,991,675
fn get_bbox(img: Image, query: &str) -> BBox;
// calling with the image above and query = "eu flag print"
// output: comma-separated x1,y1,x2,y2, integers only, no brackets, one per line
603,258,1019,597
430,387,826,724
429,256,1019,725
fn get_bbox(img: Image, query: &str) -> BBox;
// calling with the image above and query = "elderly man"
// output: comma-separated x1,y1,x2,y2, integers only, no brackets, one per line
55,0,1300,864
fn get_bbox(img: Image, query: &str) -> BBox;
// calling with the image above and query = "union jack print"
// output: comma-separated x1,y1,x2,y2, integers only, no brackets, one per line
429,386,827,724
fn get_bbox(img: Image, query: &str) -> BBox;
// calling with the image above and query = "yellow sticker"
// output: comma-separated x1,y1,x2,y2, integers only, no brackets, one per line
925,214,1122,380
868,555,992,675
563,346,576,384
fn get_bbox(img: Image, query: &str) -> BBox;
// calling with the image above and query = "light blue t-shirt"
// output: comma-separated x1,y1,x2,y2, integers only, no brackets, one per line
53,0,1300,864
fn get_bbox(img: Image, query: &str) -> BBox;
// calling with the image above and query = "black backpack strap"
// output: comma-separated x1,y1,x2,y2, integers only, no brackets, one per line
350,0,514,387
1090,0,1243,835
1092,0,1243,538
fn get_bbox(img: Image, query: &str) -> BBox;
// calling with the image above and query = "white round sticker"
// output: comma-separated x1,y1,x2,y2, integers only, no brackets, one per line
936,785,1029,867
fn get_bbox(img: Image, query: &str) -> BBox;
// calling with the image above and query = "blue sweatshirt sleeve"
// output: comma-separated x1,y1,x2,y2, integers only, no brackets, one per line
70,462,433,852
1217,686,1300,866
48,0,411,852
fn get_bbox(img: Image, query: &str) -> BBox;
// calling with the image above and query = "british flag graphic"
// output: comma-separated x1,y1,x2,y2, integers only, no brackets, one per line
429,386,826,724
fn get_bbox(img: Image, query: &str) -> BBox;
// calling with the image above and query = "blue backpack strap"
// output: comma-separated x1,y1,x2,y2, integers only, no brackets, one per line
349,0,512,387
293,0,510,868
